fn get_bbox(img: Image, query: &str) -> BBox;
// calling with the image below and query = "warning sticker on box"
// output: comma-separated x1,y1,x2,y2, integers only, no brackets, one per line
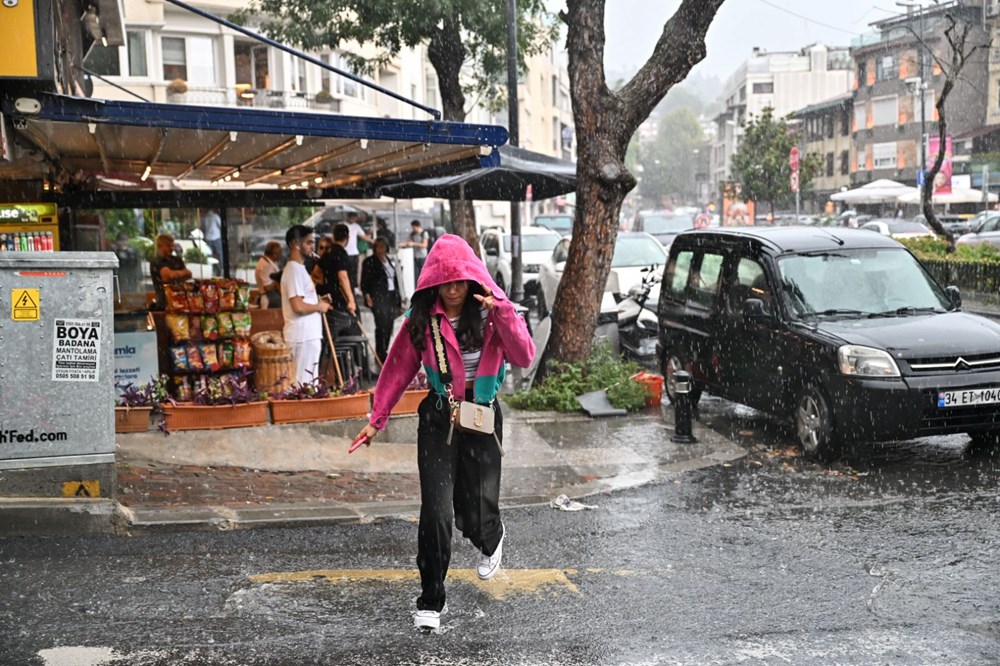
52,318,101,382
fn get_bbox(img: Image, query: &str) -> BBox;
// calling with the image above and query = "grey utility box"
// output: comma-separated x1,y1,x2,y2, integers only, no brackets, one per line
0,252,118,498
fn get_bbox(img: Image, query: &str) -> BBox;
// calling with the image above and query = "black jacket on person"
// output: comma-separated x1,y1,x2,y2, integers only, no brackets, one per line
361,254,400,305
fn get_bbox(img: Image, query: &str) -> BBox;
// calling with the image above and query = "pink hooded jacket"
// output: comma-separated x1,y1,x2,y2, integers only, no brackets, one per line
368,234,535,430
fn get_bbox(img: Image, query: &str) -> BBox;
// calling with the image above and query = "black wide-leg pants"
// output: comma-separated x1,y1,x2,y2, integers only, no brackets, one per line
415,392,504,612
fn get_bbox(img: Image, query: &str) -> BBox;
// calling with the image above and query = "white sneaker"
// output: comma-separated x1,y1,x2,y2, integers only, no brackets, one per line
413,604,447,631
477,524,505,580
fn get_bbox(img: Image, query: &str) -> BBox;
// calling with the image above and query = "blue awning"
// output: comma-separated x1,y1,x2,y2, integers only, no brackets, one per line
0,92,507,199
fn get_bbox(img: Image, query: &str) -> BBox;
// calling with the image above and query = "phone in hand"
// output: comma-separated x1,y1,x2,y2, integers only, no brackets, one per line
349,434,369,454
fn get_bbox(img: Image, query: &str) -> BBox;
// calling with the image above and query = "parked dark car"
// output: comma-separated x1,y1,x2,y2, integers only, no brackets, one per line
915,213,974,237
657,226,1000,459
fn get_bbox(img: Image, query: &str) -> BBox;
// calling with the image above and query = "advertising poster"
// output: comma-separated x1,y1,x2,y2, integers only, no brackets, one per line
52,319,101,382
722,182,755,226
927,135,953,195
113,331,160,398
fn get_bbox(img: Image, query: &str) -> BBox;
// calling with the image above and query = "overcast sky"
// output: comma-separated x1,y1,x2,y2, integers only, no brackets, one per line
594,0,902,80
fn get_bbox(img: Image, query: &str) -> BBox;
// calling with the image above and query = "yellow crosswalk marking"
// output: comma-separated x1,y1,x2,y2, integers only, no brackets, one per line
248,568,582,600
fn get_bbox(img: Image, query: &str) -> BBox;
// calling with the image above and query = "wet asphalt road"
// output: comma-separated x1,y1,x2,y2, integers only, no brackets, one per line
3,397,1000,665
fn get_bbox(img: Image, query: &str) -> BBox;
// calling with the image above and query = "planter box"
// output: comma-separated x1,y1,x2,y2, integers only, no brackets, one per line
162,401,269,431
391,389,428,416
269,391,370,425
115,406,152,433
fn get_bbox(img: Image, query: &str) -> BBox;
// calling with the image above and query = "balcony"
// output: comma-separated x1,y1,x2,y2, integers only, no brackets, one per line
168,86,342,113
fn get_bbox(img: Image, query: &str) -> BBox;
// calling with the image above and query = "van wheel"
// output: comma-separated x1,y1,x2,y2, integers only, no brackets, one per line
663,353,701,406
794,383,840,460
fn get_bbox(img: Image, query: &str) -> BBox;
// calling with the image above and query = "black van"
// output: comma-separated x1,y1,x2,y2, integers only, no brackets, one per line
657,227,1000,458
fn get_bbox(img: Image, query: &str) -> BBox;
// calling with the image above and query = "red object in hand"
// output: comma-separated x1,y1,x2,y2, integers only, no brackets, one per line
349,434,369,454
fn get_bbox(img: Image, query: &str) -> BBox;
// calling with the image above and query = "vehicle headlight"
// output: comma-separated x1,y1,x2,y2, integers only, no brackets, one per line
837,345,900,378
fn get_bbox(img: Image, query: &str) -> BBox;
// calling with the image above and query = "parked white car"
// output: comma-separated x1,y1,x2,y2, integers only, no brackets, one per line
480,226,562,295
860,219,936,240
537,232,667,316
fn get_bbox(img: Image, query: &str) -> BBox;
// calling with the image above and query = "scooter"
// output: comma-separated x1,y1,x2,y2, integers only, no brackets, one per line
616,265,660,369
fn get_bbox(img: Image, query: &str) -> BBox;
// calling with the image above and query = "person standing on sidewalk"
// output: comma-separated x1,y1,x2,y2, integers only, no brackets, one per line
281,225,331,384
360,237,400,363
353,234,535,631
344,212,371,292
400,219,429,280
202,209,223,275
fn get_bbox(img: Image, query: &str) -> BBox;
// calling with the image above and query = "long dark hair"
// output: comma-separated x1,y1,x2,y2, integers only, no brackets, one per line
407,281,485,352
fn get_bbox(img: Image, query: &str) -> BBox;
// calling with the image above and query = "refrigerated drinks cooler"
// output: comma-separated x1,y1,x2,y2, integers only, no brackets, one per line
0,203,60,252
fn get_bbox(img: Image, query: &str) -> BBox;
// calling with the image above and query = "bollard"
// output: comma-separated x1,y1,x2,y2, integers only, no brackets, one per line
671,370,698,444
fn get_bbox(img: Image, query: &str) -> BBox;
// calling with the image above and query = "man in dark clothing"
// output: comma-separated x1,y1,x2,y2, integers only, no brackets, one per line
150,233,192,310
317,223,359,339
375,217,396,250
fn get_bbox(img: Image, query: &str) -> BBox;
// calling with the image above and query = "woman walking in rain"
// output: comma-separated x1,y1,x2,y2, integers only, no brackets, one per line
352,234,535,631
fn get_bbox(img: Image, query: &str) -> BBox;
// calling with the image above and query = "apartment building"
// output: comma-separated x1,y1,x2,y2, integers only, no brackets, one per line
789,93,854,211
709,44,855,196
850,1,988,187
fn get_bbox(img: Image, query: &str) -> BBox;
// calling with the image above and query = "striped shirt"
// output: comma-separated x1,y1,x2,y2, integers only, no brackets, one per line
448,308,488,383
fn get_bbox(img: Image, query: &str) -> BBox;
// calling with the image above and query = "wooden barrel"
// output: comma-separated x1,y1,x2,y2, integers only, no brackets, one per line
251,331,292,394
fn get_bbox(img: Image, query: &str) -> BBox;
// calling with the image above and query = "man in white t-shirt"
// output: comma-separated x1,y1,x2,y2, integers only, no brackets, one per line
344,212,371,291
281,225,332,384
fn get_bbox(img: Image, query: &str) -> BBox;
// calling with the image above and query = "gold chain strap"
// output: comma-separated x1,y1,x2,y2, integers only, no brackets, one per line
430,316,459,410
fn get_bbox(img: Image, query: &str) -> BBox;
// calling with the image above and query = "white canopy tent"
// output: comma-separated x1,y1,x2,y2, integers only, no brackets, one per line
830,179,919,204
896,187,998,205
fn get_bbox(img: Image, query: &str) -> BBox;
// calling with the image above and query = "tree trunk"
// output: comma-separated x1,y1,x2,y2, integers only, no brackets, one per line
428,14,482,256
547,0,725,365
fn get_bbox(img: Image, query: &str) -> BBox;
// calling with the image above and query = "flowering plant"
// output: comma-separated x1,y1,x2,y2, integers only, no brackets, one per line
190,368,263,406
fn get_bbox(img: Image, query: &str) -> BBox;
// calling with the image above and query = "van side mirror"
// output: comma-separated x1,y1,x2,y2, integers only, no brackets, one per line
945,285,962,310
742,298,772,324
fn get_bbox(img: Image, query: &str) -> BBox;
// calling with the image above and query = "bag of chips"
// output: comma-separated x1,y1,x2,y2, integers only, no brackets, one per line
231,312,252,338
165,285,189,313
201,315,219,341
199,343,221,372
217,312,235,338
187,289,206,313
234,340,252,368
219,342,235,369
236,284,251,311
188,315,203,342
185,342,205,371
218,281,236,311
200,281,219,314
169,345,188,372
166,314,190,343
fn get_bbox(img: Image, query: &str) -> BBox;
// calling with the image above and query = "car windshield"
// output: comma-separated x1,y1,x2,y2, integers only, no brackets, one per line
642,214,693,234
535,216,573,232
611,236,667,268
503,233,561,253
778,248,949,318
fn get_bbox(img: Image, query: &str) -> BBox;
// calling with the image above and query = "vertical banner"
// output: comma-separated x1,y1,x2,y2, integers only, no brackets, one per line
927,135,953,195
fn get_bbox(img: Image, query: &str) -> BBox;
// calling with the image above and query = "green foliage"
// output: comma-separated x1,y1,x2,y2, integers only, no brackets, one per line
901,237,1000,263
731,107,822,213
184,246,208,264
131,237,154,262
505,345,649,413
231,0,558,118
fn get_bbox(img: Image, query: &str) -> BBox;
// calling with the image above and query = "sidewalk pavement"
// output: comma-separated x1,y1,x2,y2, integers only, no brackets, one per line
2,403,746,536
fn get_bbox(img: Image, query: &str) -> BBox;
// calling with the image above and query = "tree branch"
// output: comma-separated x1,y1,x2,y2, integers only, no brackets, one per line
618,0,727,130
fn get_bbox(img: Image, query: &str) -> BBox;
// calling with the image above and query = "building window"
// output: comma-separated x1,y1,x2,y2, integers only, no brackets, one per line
826,152,835,177
162,36,216,85
162,37,187,81
914,90,935,123
876,54,898,81
425,71,439,109
752,81,774,94
872,96,898,126
126,31,148,78
840,150,850,175
858,60,868,85
293,59,307,92
873,142,897,169
854,103,867,131
552,75,558,107
332,53,363,99
825,115,834,139
841,108,851,136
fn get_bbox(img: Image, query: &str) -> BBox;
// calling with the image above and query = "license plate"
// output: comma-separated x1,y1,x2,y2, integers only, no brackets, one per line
938,387,1000,408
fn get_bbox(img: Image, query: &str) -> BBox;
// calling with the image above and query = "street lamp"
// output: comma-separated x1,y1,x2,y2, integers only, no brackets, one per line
897,0,928,192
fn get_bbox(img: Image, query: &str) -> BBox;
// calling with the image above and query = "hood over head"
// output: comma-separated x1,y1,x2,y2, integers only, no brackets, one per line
414,233,506,300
